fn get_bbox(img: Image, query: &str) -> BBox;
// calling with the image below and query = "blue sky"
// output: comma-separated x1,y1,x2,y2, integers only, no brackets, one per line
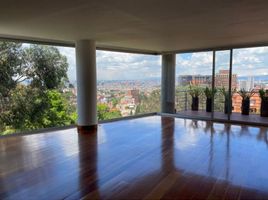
57,46,268,83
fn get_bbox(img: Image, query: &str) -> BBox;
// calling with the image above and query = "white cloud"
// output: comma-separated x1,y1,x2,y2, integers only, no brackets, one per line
96,51,161,80
232,47,268,76
176,47,268,77
176,52,213,75
58,48,161,82
58,45,268,83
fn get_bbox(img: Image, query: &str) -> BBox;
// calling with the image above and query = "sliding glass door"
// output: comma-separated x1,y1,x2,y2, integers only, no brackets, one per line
175,52,213,119
176,46,268,126
213,50,232,121
231,47,268,124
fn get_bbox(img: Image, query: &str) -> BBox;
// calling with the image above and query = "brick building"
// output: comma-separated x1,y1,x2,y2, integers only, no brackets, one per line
232,93,261,114
215,70,237,89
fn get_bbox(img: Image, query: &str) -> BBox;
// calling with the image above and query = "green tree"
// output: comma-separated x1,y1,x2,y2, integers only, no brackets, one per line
0,42,75,135
0,42,27,97
26,45,68,89
1,85,49,132
97,104,109,121
103,110,122,120
97,103,121,120
42,90,76,127
0,42,68,96
0,86,75,135
136,89,161,114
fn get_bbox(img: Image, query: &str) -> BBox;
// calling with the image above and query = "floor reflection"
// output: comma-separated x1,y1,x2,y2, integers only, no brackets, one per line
174,118,268,192
208,122,214,177
2,116,268,199
161,117,175,172
77,129,99,199
257,127,268,146
0,130,82,199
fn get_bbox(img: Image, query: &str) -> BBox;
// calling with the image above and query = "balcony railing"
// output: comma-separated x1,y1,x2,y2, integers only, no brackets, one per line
175,90,268,125
175,90,226,113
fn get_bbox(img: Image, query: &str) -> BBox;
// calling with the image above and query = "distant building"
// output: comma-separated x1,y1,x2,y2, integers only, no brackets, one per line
215,70,237,89
239,80,247,90
239,77,254,91
127,89,140,104
177,75,211,86
248,76,255,90
177,70,238,89
232,93,261,114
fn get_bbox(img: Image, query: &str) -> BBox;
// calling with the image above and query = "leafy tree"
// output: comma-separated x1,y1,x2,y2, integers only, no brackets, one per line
97,103,121,120
136,89,161,114
0,42,27,97
26,45,68,90
97,104,109,121
0,42,75,135
62,90,77,115
102,110,122,120
42,90,75,127
1,85,49,132
0,42,69,95
0,86,75,135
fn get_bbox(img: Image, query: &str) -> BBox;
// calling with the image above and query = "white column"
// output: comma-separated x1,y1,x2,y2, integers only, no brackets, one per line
76,40,97,130
161,53,176,113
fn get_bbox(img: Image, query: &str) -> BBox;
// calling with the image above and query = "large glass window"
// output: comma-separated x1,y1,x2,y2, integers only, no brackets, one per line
0,41,77,136
232,47,268,123
213,50,232,120
176,52,213,119
0,44,161,136
96,51,161,120
176,46,268,126
3,41,268,136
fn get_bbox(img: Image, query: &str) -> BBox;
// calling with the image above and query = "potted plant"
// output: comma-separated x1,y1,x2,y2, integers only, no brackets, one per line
204,87,217,112
189,85,201,111
219,87,236,114
259,88,268,117
237,89,255,115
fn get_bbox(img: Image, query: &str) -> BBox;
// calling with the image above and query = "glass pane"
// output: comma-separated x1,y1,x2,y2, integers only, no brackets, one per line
214,50,232,120
96,51,161,120
176,51,213,119
231,47,268,124
0,42,77,136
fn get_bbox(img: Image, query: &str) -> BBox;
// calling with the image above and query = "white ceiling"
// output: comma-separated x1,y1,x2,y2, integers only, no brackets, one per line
1,0,268,53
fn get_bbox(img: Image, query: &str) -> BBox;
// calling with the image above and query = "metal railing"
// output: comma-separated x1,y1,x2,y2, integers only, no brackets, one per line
175,90,226,113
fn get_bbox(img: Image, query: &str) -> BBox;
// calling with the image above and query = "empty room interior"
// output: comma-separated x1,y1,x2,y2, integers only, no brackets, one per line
2,0,268,199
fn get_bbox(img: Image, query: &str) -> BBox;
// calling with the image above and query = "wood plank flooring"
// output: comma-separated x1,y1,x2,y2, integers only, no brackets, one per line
1,116,268,199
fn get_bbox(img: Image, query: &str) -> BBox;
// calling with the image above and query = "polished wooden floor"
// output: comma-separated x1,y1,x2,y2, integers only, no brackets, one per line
1,116,268,199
